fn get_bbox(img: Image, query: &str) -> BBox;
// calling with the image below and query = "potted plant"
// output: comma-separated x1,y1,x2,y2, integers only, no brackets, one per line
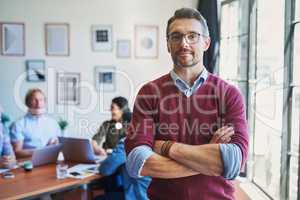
58,118,68,136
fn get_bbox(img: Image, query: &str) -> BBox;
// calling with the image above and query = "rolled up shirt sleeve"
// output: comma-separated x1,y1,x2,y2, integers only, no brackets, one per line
126,145,154,179
2,133,14,156
219,143,242,180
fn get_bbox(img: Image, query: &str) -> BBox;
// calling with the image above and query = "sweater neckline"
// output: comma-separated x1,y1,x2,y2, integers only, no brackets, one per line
167,72,213,98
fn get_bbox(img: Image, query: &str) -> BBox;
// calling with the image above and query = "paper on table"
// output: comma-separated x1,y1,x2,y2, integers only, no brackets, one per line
0,164,18,173
67,164,99,179
0,168,9,174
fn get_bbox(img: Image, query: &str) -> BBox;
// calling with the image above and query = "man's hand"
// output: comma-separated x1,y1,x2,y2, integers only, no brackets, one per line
153,126,234,155
0,155,16,169
47,137,59,146
209,126,234,144
91,140,107,156
94,146,107,156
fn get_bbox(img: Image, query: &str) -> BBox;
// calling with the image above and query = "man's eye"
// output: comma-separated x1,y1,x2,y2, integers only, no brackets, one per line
188,34,197,40
171,35,181,40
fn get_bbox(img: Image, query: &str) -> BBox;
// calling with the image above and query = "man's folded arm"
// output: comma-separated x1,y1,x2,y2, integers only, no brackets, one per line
126,143,242,180
167,142,242,179
126,145,199,179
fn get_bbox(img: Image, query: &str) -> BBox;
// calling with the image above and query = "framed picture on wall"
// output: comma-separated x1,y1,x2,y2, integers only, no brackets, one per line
91,25,113,51
26,60,46,82
116,39,131,58
94,66,116,92
45,23,70,56
135,25,158,59
56,72,80,105
0,22,25,56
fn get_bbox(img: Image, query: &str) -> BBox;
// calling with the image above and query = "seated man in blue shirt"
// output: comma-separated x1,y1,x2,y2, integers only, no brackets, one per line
0,112,16,168
97,137,151,200
10,88,61,158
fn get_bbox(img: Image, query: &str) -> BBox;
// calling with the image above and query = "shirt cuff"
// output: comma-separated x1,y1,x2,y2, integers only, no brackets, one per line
219,143,242,180
126,145,154,178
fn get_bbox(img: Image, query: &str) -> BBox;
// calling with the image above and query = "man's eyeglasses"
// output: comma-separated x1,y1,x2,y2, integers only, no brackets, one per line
167,32,206,44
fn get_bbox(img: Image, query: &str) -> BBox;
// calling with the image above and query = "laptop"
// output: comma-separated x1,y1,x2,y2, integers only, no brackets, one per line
31,144,63,167
59,137,106,163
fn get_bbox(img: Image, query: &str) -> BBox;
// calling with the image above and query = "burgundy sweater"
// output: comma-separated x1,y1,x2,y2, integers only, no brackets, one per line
125,73,249,200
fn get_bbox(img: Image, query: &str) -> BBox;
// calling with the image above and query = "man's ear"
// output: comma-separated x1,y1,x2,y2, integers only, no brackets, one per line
202,37,211,51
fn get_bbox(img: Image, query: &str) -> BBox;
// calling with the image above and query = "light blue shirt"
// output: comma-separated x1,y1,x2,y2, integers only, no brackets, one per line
170,68,208,97
10,113,61,149
126,68,242,180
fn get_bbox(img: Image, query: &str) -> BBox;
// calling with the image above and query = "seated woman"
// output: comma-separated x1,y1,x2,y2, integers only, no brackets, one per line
10,88,61,158
92,96,131,155
94,102,150,200
0,112,16,168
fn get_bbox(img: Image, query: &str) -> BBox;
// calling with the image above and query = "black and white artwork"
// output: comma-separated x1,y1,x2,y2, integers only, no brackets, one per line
57,72,80,105
92,25,113,51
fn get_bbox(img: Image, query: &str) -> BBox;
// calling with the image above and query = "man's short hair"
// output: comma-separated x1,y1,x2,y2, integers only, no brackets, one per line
25,88,44,107
166,7,210,37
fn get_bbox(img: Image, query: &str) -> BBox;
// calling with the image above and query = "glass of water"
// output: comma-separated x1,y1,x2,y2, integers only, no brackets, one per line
56,163,68,179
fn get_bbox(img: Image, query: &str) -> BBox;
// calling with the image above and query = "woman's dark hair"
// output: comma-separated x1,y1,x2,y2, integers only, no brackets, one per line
112,96,131,123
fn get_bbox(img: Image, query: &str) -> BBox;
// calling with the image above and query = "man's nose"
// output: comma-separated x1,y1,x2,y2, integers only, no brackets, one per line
179,36,189,47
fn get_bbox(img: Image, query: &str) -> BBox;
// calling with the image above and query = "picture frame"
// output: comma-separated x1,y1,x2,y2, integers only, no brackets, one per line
116,39,131,58
26,60,46,82
56,72,80,105
45,23,70,56
0,22,25,56
91,25,113,51
135,25,158,59
94,66,116,92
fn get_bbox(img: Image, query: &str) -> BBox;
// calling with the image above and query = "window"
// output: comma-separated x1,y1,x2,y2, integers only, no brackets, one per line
219,0,241,86
219,0,298,198
219,0,249,116
296,0,300,20
219,0,250,176
251,0,285,199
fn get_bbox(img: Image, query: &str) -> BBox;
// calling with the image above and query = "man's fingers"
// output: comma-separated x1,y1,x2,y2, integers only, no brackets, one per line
224,137,231,143
210,126,234,144
214,126,228,135
215,127,233,140
217,130,234,143
210,127,226,143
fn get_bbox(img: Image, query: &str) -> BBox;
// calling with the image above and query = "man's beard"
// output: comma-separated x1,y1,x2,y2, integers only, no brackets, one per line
172,55,200,68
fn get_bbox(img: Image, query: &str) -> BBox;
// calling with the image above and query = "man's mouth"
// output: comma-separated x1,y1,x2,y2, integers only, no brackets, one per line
177,50,193,56
177,52,192,57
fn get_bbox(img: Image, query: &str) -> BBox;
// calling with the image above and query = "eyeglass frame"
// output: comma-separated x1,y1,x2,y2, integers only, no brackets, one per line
167,31,209,44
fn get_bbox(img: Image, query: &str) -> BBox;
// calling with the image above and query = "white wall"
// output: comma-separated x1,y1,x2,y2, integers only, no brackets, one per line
0,0,198,138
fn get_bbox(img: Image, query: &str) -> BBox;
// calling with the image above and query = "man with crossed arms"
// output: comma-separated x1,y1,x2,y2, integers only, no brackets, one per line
125,8,248,200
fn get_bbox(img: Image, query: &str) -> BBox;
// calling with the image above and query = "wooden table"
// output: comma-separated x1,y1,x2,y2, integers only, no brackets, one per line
0,163,103,200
